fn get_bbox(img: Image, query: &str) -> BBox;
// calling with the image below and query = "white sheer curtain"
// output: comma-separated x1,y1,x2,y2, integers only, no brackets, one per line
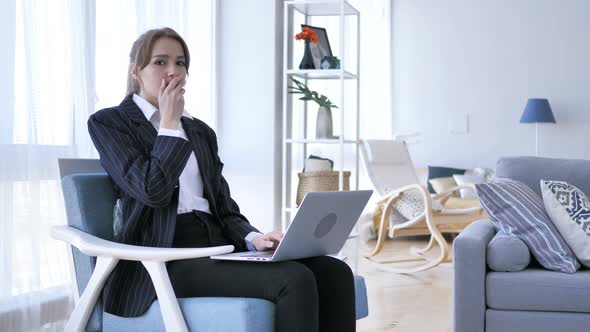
0,1,215,331
1,1,94,331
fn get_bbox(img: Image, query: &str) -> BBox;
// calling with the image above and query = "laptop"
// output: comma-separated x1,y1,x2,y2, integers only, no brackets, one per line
210,190,373,262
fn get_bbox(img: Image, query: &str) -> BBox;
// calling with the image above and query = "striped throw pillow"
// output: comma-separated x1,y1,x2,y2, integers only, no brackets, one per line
476,178,580,273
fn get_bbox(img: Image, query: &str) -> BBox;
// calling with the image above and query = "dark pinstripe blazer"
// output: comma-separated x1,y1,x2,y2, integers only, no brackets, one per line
87,95,259,317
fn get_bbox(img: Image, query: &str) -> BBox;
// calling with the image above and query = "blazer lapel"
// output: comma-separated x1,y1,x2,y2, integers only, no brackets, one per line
120,96,157,151
119,97,217,211
181,117,215,206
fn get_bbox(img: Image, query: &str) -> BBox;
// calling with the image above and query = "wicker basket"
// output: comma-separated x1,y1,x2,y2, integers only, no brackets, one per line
296,171,351,205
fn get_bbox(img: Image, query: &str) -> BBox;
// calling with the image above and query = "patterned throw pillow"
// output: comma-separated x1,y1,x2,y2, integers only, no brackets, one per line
541,180,590,267
476,178,580,273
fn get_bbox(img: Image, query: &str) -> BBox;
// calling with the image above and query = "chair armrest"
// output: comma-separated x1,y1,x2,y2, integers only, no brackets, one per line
433,184,476,204
51,225,234,262
366,184,433,255
453,220,496,332
52,225,235,332
440,206,482,215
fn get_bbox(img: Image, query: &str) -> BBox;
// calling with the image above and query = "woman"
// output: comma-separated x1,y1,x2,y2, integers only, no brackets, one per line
88,27,356,331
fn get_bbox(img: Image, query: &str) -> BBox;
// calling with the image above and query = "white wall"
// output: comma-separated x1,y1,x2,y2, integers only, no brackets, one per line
392,0,590,169
217,0,283,232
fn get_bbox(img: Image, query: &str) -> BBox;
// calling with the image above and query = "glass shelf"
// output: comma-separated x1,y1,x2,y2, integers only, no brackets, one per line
286,0,359,16
286,69,357,80
285,138,358,144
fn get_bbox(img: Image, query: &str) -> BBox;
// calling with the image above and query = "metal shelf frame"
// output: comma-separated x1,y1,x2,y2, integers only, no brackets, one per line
281,0,361,231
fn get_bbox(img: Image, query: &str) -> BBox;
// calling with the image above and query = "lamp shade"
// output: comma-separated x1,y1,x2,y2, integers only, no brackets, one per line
520,98,556,123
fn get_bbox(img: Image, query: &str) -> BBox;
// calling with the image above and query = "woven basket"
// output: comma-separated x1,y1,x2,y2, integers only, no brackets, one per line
296,171,351,205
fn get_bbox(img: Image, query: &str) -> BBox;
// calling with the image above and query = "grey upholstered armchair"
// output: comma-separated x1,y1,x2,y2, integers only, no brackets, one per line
54,159,369,331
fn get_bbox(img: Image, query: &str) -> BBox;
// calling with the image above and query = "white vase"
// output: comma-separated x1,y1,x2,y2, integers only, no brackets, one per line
316,106,334,138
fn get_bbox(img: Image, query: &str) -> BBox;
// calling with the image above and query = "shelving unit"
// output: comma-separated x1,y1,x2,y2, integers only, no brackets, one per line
281,0,361,230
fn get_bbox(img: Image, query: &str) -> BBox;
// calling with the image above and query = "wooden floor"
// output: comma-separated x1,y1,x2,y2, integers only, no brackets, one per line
349,237,454,332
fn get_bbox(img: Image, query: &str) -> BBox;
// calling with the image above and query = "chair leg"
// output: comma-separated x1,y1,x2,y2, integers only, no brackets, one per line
365,256,445,274
423,213,450,263
362,194,399,257
64,256,119,332
412,235,435,255
364,200,451,274
364,239,448,274
364,236,448,274
142,261,188,332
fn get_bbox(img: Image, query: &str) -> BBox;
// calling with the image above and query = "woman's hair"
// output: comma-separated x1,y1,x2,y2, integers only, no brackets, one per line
126,27,191,96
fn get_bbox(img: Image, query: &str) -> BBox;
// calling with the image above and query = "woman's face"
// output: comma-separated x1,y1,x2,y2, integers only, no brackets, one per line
134,37,187,107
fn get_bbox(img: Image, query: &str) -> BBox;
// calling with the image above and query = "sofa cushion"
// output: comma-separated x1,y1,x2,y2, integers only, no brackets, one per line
486,268,590,313
428,176,457,194
103,297,275,332
468,167,495,183
476,178,580,273
542,180,590,268
487,231,530,272
427,166,466,193
453,173,486,198
496,156,590,198
102,275,369,331
353,275,369,319
486,309,590,332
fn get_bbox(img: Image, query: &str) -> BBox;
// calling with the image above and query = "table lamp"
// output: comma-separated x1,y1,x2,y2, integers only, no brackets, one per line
519,98,556,156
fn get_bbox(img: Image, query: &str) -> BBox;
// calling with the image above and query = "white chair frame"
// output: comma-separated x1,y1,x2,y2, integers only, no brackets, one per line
359,140,484,273
51,226,233,332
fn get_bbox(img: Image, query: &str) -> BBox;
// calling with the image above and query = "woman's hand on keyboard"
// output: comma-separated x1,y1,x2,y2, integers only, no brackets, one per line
252,230,284,251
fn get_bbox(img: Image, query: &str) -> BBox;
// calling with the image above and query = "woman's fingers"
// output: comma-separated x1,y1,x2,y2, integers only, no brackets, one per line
163,76,180,95
266,231,284,242
175,79,186,92
259,237,276,249
252,236,275,251
262,232,283,249
159,79,166,96
174,79,186,95
163,78,186,97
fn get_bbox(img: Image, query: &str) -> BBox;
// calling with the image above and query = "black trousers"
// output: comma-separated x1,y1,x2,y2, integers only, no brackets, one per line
167,210,356,332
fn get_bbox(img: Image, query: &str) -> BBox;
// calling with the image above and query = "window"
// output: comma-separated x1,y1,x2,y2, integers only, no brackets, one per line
13,0,74,146
2,1,216,330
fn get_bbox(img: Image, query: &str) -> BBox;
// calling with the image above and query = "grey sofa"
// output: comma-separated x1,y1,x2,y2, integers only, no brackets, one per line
453,156,590,332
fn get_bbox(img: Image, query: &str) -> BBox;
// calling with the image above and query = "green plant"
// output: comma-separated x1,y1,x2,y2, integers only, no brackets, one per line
288,77,339,109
